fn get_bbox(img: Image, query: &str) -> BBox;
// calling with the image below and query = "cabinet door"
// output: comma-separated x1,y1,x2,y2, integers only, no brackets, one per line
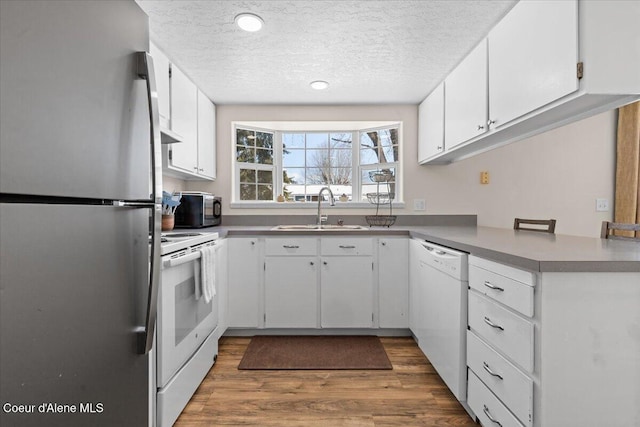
149,42,170,129
418,82,445,162
169,65,198,173
197,90,216,180
489,0,578,127
408,239,423,333
265,257,318,328
214,239,228,336
321,256,373,328
444,39,488,149
378,238,408,328
227,238,262,328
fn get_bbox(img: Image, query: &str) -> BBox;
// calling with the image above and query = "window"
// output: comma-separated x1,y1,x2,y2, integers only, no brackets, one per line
235,128,275,201
282,133,353,202
233,122,402,205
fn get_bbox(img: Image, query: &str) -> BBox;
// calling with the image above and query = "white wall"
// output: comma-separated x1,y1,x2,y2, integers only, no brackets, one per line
186,105,616,237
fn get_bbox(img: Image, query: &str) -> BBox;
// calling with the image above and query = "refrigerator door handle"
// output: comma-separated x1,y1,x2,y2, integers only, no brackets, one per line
136,51,163,355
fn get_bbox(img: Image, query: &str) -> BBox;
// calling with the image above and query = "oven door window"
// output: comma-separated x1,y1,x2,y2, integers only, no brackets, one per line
158,257,218,387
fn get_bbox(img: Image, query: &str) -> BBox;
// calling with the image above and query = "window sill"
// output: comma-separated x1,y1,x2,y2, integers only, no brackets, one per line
230,201,406,209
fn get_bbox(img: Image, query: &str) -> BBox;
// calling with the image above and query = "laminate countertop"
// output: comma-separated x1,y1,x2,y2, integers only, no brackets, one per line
188,225,640,273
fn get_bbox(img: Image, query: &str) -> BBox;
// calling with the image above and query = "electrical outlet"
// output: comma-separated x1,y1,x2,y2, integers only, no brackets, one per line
480,171,490,184
596,198,609,212
414,199,426,211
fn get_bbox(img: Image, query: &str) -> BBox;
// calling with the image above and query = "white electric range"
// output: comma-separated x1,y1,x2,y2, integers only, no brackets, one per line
156,231,219,427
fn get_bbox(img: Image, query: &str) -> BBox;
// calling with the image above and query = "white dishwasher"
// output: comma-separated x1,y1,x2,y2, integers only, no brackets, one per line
414,240,468,401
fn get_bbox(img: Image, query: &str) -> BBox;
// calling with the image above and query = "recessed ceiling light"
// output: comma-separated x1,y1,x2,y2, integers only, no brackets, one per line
235,13,264,32
310,80,329,90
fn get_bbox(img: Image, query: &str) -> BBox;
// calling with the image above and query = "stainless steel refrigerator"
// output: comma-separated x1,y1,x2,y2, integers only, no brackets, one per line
0,1,161,426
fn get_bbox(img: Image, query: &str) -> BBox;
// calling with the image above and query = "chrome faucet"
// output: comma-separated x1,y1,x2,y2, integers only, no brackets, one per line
316,186,335,228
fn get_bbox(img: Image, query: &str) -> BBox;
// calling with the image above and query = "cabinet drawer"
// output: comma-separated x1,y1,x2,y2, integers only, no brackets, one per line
321,238,373,256
265,238,317,256
468,370,525,427
467,331,533,427
468,291,534,372
469,264,534,317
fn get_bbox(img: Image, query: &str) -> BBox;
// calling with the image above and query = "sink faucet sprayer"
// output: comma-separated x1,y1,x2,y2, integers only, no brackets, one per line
316,187,335,228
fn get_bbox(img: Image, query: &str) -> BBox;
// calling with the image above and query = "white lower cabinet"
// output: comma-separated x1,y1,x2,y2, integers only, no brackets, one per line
227,238,262,328
214,239,228,337
467,370,525,427
320,255,374,328
467,255,640,427
264,237,318,328
377,238,409,328
467,331,532,426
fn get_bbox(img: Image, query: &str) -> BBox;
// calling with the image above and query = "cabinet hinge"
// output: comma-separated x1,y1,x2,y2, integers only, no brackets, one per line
263,313,266,322
577,62,584,80
372,262,374,271
264,262,266,271
168,149,172,161
169,65,172,78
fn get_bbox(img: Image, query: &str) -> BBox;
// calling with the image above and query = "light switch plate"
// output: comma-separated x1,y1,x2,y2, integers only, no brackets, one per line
414,199,426,211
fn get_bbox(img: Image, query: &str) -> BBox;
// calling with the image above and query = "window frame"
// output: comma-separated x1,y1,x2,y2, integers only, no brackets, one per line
231,122,403,208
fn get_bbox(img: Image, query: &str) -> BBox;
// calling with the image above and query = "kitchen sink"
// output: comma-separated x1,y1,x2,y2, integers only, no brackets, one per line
271,224,369,231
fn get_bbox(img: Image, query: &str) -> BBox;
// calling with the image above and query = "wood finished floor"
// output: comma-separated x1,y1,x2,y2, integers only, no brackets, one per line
174,336,479,427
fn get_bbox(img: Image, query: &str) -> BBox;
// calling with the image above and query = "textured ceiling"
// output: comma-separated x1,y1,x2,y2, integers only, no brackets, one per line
136,0,517,105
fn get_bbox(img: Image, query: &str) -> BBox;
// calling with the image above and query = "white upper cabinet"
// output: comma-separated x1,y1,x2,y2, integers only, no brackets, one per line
196,90,216,180
419,0,640,165
154,43,216,181
418,82,445,163
488,0,578,128
444,39,488,149
168,65,198,173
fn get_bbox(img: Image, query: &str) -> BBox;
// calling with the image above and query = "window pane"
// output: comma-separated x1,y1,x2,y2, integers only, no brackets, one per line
237,145,254,163
240,184,256,200
239,168,256,183
283,167,305,185
306,133,328,149
257,184,273,200
255,131,273,149
306,166,329,184
360,146,379,165
330,133,352,149
283,133,305,149
236,128,255,147
306,149,329,169
379,128,398,148
330,168,352,185
331,148,352,167
283,148,305,167
257,170,272,184
381,145,399,163
256,148,273,165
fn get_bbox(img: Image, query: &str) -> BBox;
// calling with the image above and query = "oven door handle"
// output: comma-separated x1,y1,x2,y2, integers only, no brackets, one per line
163,251,203,268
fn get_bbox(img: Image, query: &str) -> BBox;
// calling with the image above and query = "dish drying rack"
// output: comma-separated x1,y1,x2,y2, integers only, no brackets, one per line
365,170,396,227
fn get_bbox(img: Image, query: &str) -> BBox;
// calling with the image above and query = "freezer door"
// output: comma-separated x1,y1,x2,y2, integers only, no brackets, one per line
0,204,150,427
0,1,152,200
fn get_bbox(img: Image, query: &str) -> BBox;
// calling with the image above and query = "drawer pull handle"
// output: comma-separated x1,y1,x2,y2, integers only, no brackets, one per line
283,245,300,249
339,245,356,249
484,316,504,331
484,281,504,292
483,362,503,380
483,405,503,427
